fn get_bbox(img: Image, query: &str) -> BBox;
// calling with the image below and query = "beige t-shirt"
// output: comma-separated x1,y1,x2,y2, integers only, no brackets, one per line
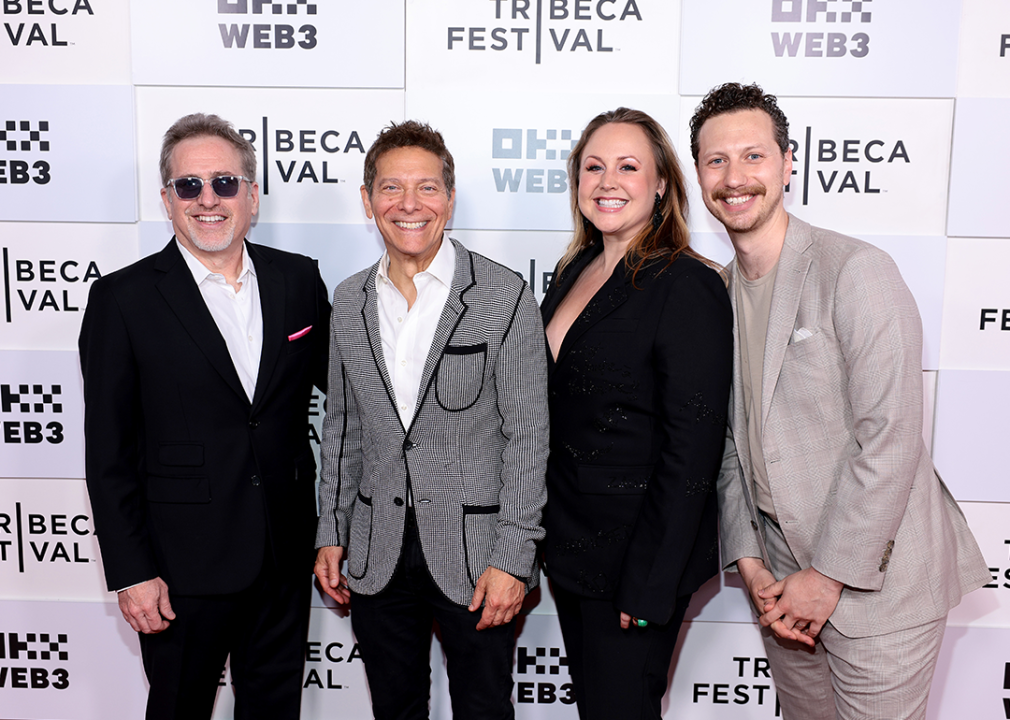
736,262,779,521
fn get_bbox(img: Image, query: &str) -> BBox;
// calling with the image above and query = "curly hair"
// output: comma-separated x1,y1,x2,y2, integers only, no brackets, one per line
362,120,455,198
689,83,790,163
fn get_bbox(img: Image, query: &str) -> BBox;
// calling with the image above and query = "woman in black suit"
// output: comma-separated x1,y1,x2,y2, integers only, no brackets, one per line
541,107,733,719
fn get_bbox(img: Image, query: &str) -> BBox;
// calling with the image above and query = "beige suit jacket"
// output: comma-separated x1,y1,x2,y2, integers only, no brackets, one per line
717,215,989,638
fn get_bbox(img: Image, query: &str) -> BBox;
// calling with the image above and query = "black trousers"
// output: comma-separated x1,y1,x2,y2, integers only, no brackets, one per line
138,555,311,720
553,583,691,720
350,513,517,720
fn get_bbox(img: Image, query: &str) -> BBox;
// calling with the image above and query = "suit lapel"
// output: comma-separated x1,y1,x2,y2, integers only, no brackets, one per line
359,262,400,426
547,244,630,367
411,239,473,427
726,259,752,480
249,243,283,411
761,215,813,429
155,239,248,404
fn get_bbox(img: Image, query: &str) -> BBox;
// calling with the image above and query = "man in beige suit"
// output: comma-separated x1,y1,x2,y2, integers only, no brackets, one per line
691,82,989,720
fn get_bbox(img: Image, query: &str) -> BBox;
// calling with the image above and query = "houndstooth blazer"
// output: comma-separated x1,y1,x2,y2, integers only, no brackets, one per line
717,214,989,638
315,238,549,607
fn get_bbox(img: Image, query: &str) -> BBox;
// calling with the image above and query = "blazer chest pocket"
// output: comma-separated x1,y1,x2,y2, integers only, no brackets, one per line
436,343,487,412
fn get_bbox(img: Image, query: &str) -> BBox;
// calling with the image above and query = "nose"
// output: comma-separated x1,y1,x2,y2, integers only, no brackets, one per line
724,159,747,188
399,187,419,212
197,180,219,207
599,166,618,189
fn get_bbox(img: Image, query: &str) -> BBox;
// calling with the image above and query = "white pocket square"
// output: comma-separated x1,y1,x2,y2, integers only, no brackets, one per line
791,327,814,343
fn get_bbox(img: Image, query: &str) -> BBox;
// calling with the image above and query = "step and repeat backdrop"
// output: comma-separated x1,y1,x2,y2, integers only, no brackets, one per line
2,0,1009,718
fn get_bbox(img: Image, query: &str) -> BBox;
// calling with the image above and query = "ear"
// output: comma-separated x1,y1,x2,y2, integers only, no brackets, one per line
447,187,456,220
161,186,172,216
782,148,794,186
249,181,260,217
360,184,374,220
657,177,667,199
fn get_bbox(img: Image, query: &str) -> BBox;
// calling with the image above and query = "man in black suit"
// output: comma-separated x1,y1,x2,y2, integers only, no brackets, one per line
79,113,329,720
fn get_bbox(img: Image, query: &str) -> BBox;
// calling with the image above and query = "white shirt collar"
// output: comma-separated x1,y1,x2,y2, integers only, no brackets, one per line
376,233,455,291
176,239,256,286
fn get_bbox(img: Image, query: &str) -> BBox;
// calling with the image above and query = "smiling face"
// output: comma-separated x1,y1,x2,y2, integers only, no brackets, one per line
361,146,454,271
161,135,258,256
695,109,792,240
576,122,666,247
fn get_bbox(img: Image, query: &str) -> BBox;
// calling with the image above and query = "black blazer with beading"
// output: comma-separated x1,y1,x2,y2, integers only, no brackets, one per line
540,244,732,624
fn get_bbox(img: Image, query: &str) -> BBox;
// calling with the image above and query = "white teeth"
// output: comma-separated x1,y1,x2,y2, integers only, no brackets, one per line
724,196,752,206
597,199,627,208
395,221,428,229
195,215,226,222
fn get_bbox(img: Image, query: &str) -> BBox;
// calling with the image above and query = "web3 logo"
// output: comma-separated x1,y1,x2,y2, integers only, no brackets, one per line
217,0,318,49
770,0,872,58
0,120,51,186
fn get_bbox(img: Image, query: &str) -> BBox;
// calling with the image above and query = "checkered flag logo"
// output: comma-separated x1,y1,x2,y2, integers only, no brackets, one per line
517,646,569,676
219,0,316,14
1,384,63,414
825,0,872,23
0,121,50,153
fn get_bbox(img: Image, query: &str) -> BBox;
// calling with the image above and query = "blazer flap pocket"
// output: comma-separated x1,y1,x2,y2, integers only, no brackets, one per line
577,465,651,495
158,443,204,467
147,475,210,504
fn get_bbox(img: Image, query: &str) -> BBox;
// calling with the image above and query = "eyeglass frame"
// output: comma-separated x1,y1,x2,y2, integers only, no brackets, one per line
164,175,255,200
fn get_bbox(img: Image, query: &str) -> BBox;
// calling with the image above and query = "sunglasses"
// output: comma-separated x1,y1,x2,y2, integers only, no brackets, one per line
166,175,252,200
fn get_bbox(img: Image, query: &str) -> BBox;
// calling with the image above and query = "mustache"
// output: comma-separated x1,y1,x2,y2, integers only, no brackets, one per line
712,185,767,200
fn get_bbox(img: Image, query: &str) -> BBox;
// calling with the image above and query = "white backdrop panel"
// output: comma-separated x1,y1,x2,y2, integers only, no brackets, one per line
947,501,1010,628
925,624,1010,719
932,370,1010,502
0,84,136,222
0,350,84,480
135,86,405,225
679,97,953,238
947,98,1010,238
407,92,677,232
0,599,146,718
130,0,404,88
0,478,108,602
1,223,139,351
0,0,132,84
406,0,680,95
680,0,961,98
449,229,571,303
939,237,1010,371
956,0,1010,98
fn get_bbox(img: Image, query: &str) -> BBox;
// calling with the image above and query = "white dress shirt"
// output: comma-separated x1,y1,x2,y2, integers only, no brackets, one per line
177,240,263,403
376,234,455,429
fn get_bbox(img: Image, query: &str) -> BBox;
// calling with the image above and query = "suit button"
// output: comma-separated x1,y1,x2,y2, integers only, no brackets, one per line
751,520,759,531
251,475,260,486
404,440,415,451
249,420,259,429
394,497,404,507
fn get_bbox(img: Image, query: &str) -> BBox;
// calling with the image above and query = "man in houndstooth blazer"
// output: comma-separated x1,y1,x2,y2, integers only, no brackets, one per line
314,121,548,719
691,83,989,719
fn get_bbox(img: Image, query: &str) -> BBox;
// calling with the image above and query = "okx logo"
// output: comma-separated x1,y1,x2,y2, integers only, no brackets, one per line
515,645,574,705
0,120,51,186
491,128,579,195
217,0,318,50
1,383,64,445
770,0,872,58
448,0,644,64
0,632,70,690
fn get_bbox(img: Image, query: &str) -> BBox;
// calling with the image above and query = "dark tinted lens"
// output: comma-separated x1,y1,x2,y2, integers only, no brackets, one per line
211,176,242,198
173,177,204,200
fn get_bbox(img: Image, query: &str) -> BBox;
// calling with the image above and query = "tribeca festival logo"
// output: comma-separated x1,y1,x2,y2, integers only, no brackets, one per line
0,631,70,689
447,0,644,65
2,0,94,47
302,638,364,690
982,539,1010,590
784,124,909,205
236,117,365,195
770,0,872,58
693,656,781,716
217,0,318,50
0,119,51,186
515,644,574,705
0,500,94,573
2,247,102,323
1,383,64,446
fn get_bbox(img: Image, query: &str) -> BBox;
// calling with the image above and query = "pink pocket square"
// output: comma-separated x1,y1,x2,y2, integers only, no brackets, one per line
288,326,312,341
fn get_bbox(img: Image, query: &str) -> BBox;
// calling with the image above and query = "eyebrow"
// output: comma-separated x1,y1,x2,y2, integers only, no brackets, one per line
583,154,640,163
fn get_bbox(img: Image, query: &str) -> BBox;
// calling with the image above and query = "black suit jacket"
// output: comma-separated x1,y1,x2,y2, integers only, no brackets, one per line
540,245,732,624
79,239,330,595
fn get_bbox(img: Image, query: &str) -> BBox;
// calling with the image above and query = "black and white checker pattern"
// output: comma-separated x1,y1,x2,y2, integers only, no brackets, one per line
0,121,50,153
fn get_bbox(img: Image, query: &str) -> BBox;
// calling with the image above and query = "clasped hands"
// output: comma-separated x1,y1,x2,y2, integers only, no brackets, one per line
736,557,843,647
313,546,525,631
